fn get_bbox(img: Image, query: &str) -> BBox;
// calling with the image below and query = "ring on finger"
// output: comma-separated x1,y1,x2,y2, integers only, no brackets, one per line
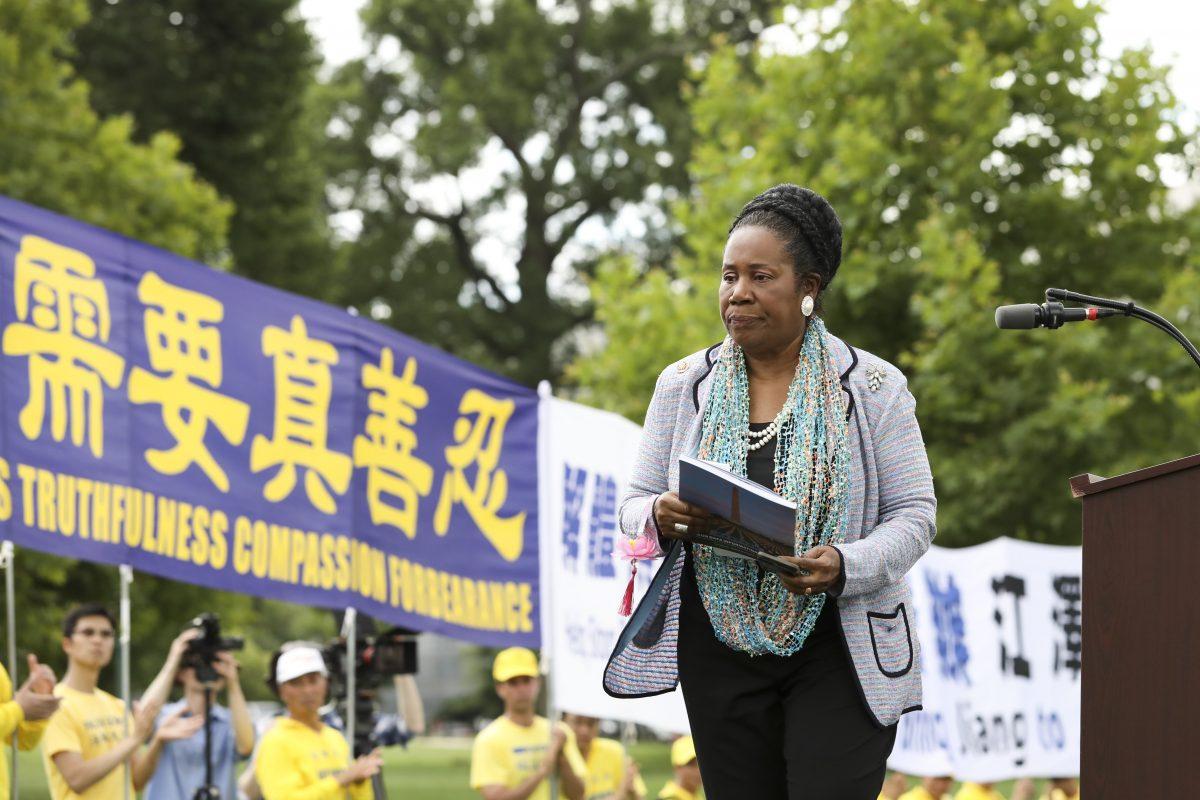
804,587,813,595
673,523,689,535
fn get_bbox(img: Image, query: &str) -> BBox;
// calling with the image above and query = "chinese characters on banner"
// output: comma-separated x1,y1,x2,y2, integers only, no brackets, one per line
0,196,540,647
890,539,1081,781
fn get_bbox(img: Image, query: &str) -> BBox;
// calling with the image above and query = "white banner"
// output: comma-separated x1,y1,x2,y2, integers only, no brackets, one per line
889,538,1081,781
538,394,689,734
537,392,1081,763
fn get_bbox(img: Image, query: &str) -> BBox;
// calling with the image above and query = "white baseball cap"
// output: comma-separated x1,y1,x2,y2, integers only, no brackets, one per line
274,646,328,685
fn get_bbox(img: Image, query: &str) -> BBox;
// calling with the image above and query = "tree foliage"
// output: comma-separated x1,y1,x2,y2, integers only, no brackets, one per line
0,0,333,695
73,0,335,298
573,0,1200,546
0,0,230,260
324,0,779,384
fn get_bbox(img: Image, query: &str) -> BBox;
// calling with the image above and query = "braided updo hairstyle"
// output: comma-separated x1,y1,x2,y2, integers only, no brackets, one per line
728,184,843,302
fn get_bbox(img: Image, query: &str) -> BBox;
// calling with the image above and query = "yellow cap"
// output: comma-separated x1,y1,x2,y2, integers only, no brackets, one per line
492,647,539,682
670,736,696,767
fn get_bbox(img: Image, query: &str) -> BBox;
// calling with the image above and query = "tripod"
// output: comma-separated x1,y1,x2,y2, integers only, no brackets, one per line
350,700,389,800
191,683,220,800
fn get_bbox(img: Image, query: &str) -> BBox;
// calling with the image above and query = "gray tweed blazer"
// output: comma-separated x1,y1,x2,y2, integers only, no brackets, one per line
602,333,936,726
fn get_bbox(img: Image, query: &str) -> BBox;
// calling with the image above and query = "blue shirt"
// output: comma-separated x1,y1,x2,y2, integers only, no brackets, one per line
142,699,240,800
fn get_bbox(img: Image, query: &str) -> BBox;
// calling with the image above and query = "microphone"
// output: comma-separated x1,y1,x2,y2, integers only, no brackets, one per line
995,301,1119,330
996,287,1200,373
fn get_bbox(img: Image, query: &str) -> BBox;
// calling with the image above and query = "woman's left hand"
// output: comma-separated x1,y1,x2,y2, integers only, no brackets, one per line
778,545,843,596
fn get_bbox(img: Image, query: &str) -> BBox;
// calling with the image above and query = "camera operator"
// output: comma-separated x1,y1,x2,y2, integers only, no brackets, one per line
255,644,382,799
41,604,202,799
140,620,255,800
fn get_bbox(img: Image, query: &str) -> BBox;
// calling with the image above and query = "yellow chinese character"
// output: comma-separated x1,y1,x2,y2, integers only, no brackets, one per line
128,272,249,491
1,236,124,457
353,348,434,538
250,315,351,514
433,388,526,561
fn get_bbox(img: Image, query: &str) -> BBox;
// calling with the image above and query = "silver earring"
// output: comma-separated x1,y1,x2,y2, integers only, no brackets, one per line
801,295,815,317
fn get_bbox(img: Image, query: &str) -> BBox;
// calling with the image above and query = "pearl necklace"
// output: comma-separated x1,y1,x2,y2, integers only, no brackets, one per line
746,406,792,451
693,317,852,657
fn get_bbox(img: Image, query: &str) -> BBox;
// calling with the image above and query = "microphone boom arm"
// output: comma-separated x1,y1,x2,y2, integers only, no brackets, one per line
1045,287,1200,371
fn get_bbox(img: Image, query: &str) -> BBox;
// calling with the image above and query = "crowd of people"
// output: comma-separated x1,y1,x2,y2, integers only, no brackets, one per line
468,646,1079,800
0,603,389,799
0,603,1078,799
0,605,704,800
470,647,701,800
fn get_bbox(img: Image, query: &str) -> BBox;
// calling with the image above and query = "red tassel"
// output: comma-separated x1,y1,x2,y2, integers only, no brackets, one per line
618,562,637,616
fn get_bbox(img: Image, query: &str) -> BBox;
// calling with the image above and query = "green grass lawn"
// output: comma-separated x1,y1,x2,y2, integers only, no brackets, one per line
13,741,1058,798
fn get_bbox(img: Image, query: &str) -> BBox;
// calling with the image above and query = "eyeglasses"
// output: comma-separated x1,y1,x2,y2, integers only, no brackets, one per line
72,627,115,640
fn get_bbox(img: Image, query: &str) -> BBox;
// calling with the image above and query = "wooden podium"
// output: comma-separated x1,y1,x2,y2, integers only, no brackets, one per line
1071,453,1200,797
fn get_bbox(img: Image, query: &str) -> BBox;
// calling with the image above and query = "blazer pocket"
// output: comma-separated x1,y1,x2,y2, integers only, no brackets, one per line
866,603,914,678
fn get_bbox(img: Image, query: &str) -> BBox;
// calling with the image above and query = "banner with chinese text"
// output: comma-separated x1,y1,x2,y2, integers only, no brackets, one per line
889,538,1081,781
539,396,689,733
0,195,540,647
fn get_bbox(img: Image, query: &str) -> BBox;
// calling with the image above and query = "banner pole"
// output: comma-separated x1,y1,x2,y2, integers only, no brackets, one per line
543,649,558,800
119,564,133,800
343,607,357,754
536,381,559,799
2,542,17,799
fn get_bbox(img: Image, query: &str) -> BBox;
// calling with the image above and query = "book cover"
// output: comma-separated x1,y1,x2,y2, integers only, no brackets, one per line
678,455,797,558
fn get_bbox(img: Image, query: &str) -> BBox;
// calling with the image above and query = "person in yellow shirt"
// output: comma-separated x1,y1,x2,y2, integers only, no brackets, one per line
898,775,953,800
1039,777,1080,800
470,647,586,800
656,736,701,800
255,644,381,799
955,781,1004,800
562,713,645,800
42,604,203,800
1,653,61,796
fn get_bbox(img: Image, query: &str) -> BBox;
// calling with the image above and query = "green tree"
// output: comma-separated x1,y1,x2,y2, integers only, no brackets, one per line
0,0,229,259
73,0,335,298
0,0,331,696
324,0,778,384
572,0,1200,546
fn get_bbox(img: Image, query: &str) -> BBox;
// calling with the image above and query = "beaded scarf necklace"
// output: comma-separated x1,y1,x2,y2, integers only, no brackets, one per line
694,316,851,656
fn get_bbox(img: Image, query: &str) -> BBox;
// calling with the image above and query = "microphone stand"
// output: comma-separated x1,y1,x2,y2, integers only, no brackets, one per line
1045,288,1200,371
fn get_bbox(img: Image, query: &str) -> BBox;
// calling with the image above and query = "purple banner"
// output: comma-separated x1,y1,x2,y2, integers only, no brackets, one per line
0,195,540,647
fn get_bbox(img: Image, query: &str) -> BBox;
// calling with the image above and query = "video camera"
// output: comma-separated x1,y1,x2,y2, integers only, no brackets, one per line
182,613,244,684
322,626,418,759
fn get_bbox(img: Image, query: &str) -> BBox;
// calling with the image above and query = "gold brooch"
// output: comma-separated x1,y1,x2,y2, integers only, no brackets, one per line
866,365,886,392
675,360,690,373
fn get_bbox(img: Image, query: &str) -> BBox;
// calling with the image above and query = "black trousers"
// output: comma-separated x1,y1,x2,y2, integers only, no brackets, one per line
677,547,896,800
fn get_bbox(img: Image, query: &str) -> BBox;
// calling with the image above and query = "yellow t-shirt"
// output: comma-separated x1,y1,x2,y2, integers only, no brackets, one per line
568,737,647,800
1042,790,1081,800
955,784,1004,800
40,684,133,800
471,716,587,800
898,789,943,800
0,663,48,798
255,717,372,800
656,780,697,800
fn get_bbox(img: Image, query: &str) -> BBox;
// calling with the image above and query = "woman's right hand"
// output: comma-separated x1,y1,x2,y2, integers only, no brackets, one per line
338,750,383,785
653,492,714,541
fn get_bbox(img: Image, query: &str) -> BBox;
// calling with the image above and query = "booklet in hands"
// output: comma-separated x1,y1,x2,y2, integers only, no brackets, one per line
677,456,801,578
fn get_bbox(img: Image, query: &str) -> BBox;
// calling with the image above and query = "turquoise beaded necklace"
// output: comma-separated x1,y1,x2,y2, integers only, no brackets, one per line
694,316,851,656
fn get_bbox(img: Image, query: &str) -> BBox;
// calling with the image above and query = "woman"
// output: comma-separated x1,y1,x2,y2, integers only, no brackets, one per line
255,644,382,799
604,184,936,798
